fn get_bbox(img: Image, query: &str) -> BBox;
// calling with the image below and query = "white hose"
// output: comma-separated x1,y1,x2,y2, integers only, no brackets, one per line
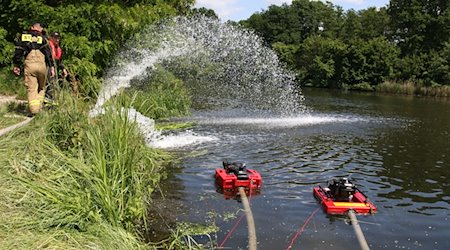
0,117,33,137
348,209,370,250
238,187,257,250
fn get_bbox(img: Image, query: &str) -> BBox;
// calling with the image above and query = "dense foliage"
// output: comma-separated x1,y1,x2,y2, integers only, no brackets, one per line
0,0,194,98
241,0,450,91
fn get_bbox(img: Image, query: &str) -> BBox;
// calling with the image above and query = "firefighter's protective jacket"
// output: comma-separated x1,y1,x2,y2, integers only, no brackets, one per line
13,30,54,68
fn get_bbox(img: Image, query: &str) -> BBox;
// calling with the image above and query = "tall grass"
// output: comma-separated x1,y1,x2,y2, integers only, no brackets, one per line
376,80,450,97
127,67,191,120
0,91,172,249
82,103,167,231
0,65,210,249
375,80,416,95
45,89,89,153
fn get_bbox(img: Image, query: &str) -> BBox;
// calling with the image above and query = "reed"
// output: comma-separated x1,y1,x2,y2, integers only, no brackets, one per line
376,80,450,97
416,85,450,97
375,80,416,95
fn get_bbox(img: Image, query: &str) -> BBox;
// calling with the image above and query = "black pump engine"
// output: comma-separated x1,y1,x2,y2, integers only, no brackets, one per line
223,160,249,180
327,178,357,201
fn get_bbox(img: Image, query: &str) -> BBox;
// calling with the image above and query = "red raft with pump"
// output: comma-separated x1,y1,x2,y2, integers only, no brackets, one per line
313,178,377,215
215,161,262,196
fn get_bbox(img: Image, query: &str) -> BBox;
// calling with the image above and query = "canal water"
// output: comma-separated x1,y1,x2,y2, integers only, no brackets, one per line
158,88,450,250
90,16,449,249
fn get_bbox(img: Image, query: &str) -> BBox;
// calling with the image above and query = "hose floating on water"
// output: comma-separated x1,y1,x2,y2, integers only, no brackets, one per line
348,209,370,250
238,186,257,250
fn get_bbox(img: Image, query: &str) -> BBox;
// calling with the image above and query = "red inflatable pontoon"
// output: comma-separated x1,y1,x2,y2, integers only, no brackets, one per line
215,161,262,191
313,178,377,215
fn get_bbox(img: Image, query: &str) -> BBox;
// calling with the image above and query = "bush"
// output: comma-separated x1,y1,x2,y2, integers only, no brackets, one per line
0,68,27,98
0,27,14,67
342,37,399,87
127,67,191,120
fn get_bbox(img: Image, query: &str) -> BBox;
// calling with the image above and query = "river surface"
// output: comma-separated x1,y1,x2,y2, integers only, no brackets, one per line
157,88,450,250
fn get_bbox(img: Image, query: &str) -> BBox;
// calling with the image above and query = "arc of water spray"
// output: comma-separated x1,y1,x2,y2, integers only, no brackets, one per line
90,16,307,118
89,16,309,149
90,43,194,117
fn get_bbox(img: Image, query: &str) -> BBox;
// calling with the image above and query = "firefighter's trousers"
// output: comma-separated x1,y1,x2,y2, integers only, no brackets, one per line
24,50,48,114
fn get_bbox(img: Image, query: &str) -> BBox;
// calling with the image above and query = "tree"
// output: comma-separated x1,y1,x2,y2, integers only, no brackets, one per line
190,7,218,19
339,9,362,42
388,0,450,54
394,47,450,86
340,7,390,42
291,0,344,40
427,47,450,86
295,36,347,88
242,0,344,46
242,4,300,45
359,7,390,40
272,42,299,67
342,37,400,88
0,28,14,66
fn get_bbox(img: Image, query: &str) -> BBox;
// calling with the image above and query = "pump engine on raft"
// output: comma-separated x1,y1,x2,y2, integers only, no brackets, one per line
215,161,262,199
313,178,377,215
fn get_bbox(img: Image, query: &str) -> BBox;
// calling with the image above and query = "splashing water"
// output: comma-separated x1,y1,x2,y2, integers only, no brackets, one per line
125,108,218,149
91,16,312,148
91,16,306,116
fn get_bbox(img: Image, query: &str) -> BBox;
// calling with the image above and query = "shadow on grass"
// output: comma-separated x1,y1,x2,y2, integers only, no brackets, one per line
5,101,29,116
0,102,29,129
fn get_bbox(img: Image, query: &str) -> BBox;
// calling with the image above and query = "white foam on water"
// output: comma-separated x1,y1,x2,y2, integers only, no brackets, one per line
147,130,219,149
125,107,218,149
124,107,364,149
194,114,364,128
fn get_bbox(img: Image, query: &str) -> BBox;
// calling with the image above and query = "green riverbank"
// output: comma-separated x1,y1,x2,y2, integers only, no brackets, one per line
0,67,208,249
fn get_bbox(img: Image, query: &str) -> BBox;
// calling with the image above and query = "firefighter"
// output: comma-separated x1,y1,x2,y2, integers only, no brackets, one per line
13,22,55,115
45,31,68,103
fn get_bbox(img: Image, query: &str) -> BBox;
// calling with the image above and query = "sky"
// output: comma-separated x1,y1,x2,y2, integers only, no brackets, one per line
194,0,390,21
